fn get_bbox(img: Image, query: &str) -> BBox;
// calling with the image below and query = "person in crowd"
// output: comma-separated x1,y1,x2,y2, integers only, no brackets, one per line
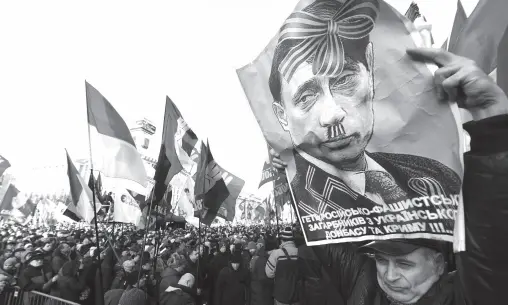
0,257,19,286
269,44,508,305
215,252,249,305
265,227,300,305
250,239,276,305
111,259,135,290
207,240,231,305
160,253,188,292
51,260,89,303
160,273,196,305
51,243,71,274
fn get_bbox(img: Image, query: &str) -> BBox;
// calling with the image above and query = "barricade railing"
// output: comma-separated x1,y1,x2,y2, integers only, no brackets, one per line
2,286,80,305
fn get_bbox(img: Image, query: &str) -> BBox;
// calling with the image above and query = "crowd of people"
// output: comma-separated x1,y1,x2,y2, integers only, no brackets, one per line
0,220,307,305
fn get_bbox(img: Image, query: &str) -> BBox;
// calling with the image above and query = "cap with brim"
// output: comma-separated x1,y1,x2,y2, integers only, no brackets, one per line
359,239,445,256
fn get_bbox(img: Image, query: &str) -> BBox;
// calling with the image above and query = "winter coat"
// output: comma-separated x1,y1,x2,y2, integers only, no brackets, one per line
160,267,182,293
250,248,274,305
51,250,69,274
296,115,508,305
215,263,249,305
207,251,230,305
52,261,88,303
160,284,196,305
104,289,124,305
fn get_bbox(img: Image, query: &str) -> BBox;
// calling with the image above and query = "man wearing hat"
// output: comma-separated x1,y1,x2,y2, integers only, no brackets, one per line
214,252,249,305
269,1,508,302
19,251,57,293
266,227,299,305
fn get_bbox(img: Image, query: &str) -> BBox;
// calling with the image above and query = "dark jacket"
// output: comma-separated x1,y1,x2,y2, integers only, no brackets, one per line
215,263,249,305
297,115,508,305
250,247,274,305
160,285,196,305
159,267,182,293
51,249,70,275
207,251,230,305
52,261,88,303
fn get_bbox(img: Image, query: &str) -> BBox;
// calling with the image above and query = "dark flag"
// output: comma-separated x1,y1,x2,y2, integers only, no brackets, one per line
217,166,245,222
0,184,19,212
152,97,183,205
273,172,291,209
19,198,37,218
0,155,10,177
65,150,100,222
194,141,230,225
259,147,277,188
404,2,420,22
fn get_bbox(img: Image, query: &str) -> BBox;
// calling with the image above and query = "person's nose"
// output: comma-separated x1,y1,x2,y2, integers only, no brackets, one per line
319,91,346,127
384,264,401,283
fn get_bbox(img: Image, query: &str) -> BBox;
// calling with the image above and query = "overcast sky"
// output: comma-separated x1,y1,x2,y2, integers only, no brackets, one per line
0,0,479,194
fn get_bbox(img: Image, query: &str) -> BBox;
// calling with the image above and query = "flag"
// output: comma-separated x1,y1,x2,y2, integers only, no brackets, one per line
152,97,184,205
273,172,290,209
0,184,19,212
194,141,230,225
259,146,277,188
449,0,508,74
113,189,142,226
65,150,101,222
85,81,147,187
0,155,10,177
18,198,37,218
404,2,420,22
217,166,245,221
446,0,468,51
498,27,508,95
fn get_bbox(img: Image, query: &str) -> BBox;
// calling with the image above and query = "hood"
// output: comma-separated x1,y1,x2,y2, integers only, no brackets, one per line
165,285,182,293
280,241,296,249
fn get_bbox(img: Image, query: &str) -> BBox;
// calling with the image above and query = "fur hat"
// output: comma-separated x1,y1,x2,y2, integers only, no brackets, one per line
118,288,146,305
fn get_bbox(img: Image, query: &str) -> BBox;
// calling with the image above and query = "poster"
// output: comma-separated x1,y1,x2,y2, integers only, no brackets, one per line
238,0,464,246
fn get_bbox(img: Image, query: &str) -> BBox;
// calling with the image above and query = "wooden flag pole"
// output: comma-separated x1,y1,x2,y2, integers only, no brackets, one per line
136,188,155,287
86,82,105,305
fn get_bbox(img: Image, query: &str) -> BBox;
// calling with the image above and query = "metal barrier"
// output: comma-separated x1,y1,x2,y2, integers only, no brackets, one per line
1,286,80,305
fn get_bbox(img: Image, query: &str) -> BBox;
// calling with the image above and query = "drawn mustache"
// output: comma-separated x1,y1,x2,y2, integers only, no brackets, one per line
326,124,346,139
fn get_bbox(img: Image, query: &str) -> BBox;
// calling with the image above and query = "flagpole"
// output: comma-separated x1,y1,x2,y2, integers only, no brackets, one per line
86,82,105,305
137,187,155,286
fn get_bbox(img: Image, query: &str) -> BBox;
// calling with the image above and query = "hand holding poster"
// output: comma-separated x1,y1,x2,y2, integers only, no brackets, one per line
238,0,464,246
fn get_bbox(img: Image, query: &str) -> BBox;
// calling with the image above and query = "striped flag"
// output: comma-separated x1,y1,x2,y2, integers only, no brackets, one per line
152,97,184,205
65,150,101,222
194,141,230,225
449,0,508,75
0,155,10,177
86,82,147,187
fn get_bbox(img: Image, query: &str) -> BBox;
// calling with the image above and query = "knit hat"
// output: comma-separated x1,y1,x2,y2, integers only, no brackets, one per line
247,241,257,251
230,252,242,264
118,288,147,305
279,227,294,241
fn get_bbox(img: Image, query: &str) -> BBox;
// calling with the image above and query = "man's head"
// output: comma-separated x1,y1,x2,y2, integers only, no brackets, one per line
3,257,17,272
189,248,200,263
121,195,127,203
361,239,446,303
270,0,378,170
230,253,242,271
59,243,71,256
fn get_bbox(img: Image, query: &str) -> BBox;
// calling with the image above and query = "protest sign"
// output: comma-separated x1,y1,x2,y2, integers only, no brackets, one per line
238,0,464,246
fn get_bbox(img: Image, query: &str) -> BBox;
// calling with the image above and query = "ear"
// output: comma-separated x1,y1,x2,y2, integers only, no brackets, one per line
435,253,445,276
272,102,289,131
365,42,375,97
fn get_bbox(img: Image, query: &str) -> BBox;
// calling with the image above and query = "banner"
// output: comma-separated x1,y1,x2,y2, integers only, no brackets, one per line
217,165,245,221
114,189,142,226
238,0,464,246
